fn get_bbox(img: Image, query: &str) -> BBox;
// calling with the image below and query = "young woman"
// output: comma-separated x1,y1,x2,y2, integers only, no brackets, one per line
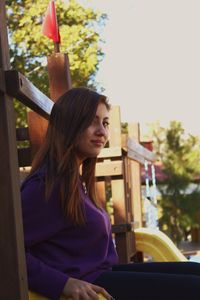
21,87,200,300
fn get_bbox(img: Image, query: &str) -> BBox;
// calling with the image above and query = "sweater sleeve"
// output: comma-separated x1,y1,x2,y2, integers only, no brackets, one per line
21,174,69,300
26,253,68,300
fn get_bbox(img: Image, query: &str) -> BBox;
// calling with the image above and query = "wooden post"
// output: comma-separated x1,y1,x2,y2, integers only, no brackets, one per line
47,52,72,101
108,107,135,263
0,1,28,299
109,106,122,148
28,52,72,160
128,123,143,228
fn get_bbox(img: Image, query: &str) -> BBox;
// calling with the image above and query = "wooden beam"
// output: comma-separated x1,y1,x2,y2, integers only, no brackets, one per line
5,70,53,119
16,127,29,141
0,1,28,299
98,146,122,158
128,123,143,228
47,52,72,101
109,106,122,148
27,112,48,161
27,52,72,160
96,161,123,177
18,148,31,168
127,137,156,163
112,223,135,233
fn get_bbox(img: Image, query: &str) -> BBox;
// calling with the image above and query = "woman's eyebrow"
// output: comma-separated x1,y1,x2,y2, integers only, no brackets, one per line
94,116,109,120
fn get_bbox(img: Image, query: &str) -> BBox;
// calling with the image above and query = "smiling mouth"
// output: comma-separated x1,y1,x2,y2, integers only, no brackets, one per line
91,140,104,147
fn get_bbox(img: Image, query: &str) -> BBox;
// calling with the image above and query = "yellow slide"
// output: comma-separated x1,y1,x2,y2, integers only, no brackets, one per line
29,291,106,300
29,292,65,300
135,227,187,262
29,228,187,299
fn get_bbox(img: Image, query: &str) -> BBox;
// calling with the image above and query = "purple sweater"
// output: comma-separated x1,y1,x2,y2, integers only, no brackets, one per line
21,167,118,300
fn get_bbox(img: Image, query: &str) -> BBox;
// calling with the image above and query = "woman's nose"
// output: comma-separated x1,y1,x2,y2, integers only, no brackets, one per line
96,124,107,136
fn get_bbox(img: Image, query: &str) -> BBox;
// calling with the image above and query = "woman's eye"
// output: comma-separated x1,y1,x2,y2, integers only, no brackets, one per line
103,121,109,128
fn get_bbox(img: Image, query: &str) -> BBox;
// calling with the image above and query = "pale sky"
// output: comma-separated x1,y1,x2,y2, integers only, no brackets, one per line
77,0,200,137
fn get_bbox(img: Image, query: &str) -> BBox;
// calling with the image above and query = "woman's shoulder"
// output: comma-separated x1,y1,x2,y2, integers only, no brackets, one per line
20,164,46,191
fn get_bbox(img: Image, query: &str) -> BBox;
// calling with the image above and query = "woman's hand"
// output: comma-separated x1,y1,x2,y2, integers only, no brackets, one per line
62,277,112,300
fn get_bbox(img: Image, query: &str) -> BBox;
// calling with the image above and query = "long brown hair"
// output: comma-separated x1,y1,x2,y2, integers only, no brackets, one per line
30,87,110,225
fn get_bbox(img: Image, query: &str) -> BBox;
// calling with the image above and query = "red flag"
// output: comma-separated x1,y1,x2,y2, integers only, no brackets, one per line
42,0,60,43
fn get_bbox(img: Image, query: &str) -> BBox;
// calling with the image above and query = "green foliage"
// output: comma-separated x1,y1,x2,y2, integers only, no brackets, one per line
149,121,200,243
121,122,128,134
7,0,106,126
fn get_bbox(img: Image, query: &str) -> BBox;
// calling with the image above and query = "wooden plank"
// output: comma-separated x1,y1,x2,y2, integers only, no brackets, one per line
96,160,123,177
16,127,29,141
47,53,72,101
122,156,133,223
98,146,122,158
127,149,146,164
129,157,143,227
111,179,126,223
27,52,72,161
18,148,31,168
5,70,53,119
27,112,48,160
109,106,122,147
0,1,28,299
127,137,156,163
128,123,143,228
95,181,106,210
0,67,6,92
111,179,130,263
112,223,133,233
122,155,138,260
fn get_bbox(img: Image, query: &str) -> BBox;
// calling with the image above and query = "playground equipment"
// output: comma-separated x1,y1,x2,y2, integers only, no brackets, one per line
135,228,187,262
28,291,106,300
143,160,158,229
0,1,187,299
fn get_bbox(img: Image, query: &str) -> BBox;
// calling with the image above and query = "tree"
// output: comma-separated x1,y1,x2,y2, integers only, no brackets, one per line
149,121,200,243
7,0,106,126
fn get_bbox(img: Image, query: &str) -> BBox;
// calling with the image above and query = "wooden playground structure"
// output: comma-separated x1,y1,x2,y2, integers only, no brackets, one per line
0,1,187,299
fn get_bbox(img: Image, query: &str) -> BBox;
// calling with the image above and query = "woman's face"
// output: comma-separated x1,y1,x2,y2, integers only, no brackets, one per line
75,102,109,162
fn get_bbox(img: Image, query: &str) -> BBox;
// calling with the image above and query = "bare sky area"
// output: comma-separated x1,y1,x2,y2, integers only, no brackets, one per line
76,0,200,136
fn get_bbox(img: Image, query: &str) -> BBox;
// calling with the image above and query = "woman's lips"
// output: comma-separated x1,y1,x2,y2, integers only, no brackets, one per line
91,140,104,147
